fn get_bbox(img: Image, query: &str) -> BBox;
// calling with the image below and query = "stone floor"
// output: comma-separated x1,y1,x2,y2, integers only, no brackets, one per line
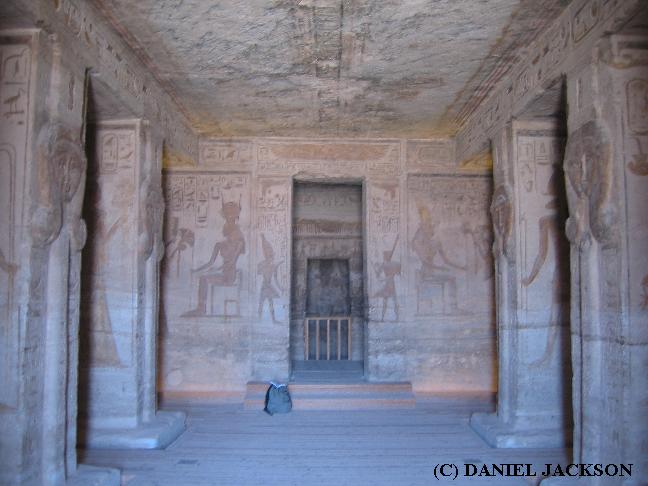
80,396,570,486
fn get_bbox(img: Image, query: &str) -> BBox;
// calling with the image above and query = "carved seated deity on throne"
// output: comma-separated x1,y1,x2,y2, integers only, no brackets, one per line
412,204,466,315
182,198,245,317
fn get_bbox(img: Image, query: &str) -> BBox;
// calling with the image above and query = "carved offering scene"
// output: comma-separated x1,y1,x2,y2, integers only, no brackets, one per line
291,182,364,377
406,174,496,391
159,170,252,393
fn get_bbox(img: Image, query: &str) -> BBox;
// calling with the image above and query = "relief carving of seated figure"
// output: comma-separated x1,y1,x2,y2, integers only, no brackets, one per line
412,205,466,313
183,200,245,317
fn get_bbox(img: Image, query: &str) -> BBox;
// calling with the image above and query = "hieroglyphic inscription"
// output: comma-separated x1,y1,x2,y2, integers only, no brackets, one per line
0,39,31,408
99,130,134,173
407,175,492,317
257,141,400,177
406,140,454,172
53,0,197,158
626,79,648,176
200,141,253,168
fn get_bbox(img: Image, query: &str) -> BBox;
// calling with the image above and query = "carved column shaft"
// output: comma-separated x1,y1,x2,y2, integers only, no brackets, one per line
471,119,572,448
79,119,185,449
563,33,648,481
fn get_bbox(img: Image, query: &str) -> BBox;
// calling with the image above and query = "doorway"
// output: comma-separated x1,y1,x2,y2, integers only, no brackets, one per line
290,181,365,381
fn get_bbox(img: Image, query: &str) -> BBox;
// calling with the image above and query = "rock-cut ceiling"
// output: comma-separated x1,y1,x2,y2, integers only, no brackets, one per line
93,0,571,138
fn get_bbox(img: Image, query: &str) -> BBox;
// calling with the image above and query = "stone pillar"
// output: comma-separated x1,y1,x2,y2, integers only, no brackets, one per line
471,119,572,448
0,30,119,485
78,120,185,449
544,33,648,484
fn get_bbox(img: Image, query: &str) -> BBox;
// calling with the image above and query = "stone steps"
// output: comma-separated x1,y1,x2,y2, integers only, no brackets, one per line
243,381,416,411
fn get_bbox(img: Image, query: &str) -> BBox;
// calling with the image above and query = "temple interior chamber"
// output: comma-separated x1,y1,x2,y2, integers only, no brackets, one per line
1,1,647,485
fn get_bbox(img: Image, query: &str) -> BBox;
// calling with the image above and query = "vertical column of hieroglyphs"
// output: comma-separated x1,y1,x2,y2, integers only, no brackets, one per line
512,121,570,416
160,163,250,391
81,122,138,422
0,36,30,413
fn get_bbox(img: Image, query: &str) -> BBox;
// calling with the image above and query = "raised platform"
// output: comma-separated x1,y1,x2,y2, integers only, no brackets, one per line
244,381,416,410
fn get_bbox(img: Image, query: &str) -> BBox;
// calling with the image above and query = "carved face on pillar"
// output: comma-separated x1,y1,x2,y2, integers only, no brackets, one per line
490,184,513,258
31,125,87,249
564,121,616,248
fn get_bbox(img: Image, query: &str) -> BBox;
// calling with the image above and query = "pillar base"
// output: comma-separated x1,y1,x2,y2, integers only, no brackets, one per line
81,411,186,449
470,412,571,448
67,465,120,486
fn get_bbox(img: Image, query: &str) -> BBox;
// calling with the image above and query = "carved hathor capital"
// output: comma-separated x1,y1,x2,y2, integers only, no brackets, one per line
563,120,617,249
31,124,87,249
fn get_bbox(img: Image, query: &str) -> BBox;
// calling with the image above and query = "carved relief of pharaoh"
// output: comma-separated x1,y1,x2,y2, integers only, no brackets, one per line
563,121,616,249
31,124,87,250
490,184,513,259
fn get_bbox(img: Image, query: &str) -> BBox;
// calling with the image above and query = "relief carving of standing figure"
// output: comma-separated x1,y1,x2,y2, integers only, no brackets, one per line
373,236,401,321
521,170,569,366
258,233,283,323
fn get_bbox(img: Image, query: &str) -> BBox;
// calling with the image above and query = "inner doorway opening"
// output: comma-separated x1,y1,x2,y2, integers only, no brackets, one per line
290,181,365,382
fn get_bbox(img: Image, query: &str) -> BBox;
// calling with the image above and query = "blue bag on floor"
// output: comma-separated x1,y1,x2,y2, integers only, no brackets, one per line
264,382,292,415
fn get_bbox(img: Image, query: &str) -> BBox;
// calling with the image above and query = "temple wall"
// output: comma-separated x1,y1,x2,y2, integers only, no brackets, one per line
159,137,496,396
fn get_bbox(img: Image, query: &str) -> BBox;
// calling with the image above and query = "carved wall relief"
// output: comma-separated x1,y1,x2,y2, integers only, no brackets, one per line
491,184,513,259
407,175,493,318
162,171,250,320
200,140,254,170
81,125,138,368
139,175,165,262
255,178,290,323
0,40,31,409
514,130,570,367
406,140,454,173
257,140,400,178
626,79,648,176
367,180,401,322
563,120,616,248
618,66,648,327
